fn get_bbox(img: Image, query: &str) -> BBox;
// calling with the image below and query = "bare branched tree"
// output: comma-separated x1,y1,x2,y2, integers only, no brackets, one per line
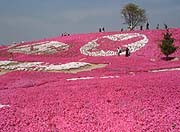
121,3,147,30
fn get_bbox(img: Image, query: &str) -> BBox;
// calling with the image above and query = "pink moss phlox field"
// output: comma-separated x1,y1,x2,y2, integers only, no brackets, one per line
0,28,180,131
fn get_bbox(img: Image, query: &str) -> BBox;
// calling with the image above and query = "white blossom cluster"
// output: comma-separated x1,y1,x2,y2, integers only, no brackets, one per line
0,61,43,71
80,39,117,56
0,61,13,66
0,60,90,72
80,33,148,56
126,34,148,53
44,62,90,71
8,41,69,54
103,33,140,41
0,104,10,109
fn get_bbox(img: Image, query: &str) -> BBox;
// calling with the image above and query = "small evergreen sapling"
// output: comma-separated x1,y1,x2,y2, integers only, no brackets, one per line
159,30,178,60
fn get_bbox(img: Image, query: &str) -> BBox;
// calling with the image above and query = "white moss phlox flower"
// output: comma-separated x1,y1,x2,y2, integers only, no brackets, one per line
0,61,90,71
8,41,69,54
80,33,149,56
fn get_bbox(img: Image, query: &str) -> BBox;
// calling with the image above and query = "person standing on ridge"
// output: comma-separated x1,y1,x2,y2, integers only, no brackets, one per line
140,25,143,30
164,24,168,30
156,24,159,29
102,27,105,32
146,22,149,30
99,28,102,32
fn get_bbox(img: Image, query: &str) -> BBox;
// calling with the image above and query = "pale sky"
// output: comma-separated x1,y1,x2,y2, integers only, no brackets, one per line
0,0,180,44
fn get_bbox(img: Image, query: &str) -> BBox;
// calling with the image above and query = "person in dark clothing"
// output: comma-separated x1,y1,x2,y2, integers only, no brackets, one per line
140,25,143,30
164,24,168,30
102,27,105,32
156,24,159,29
99,28,102,32
146,22,149,30
117,47,122,56
125,47,130,57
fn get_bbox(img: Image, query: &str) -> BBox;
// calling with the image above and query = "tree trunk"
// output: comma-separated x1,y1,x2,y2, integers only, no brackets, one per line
166,54,169,60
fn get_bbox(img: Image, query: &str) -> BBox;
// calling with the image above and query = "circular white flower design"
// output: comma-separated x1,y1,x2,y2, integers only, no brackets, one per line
80,33,149,56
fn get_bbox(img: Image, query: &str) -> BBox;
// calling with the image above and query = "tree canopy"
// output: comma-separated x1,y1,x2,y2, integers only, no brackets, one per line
121,3,147,30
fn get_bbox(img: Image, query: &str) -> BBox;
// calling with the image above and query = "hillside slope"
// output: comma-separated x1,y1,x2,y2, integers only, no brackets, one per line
0,28,180,131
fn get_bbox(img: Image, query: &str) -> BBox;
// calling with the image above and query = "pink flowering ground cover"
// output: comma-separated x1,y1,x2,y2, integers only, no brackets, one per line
0,28,180,131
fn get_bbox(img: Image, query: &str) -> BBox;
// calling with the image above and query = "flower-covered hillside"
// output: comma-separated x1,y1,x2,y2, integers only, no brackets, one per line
0,28,180,131
0,28,179,77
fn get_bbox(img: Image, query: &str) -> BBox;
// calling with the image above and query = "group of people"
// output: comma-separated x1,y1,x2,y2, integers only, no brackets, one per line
140,22,149,30
139,22,168,30
99,27,105,32
117,47,130,57
61,32,70,36
156,24,168,30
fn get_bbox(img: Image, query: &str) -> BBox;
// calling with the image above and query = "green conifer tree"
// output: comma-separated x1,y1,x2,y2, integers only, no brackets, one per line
159,30,178,60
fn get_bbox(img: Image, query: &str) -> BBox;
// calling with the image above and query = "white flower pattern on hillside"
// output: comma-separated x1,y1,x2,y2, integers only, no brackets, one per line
0,61,90,71
80,33,148,56
8,41,69,54
0,104,10,109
